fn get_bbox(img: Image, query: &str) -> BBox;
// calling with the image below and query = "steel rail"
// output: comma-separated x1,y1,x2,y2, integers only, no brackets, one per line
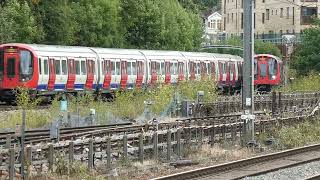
152,143,320,180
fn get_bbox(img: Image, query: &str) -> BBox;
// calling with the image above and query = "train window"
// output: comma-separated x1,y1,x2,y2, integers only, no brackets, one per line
140,61,144,75
116,61,120,75
43,59,48,75
81,61,86,75
161,62,165,75
38,59,42,75
127,62,132,75
61,60,67,75
20,50,33,77
132,62,136,75
196,63,200,74
75,61,80,75
156,62,160,74
91,61,95,74
111,61,115,75
55,60,61,75
173,62,177,75
260,64,267,77
104,60,110,74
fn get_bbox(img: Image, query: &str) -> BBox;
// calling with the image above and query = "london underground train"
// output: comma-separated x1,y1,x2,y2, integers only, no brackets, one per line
0,43,282,103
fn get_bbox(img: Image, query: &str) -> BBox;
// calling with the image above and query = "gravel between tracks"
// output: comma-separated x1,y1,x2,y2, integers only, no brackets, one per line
243,160,320,180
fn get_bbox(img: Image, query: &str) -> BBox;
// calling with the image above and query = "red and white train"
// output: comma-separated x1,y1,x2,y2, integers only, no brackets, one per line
0,43,282,103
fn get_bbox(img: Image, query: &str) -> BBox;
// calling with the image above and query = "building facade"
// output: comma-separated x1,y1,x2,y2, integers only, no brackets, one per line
222,0,319,39
202,12,223,44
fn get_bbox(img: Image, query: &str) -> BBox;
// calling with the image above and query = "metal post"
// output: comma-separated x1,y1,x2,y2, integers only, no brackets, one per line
242,0,255,145
20,109,26,179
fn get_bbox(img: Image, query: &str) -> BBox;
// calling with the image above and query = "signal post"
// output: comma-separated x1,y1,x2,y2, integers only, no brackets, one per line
242,0,255,146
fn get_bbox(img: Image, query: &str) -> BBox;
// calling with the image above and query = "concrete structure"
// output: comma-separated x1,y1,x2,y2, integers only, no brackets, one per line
222,0,319,38
202,11,223,44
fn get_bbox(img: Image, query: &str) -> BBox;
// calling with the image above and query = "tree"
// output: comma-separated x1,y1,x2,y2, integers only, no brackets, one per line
121,0,162,49
37,0,78,45
291,19,320,75
74,0,123,48
0,0,39,43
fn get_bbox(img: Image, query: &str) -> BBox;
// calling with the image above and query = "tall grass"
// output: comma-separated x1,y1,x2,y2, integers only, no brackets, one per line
0,79,218,129
279,73,320,92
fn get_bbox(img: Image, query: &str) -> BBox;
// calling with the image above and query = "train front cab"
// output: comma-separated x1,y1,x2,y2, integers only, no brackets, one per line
254,55,281,92
0,45,38,103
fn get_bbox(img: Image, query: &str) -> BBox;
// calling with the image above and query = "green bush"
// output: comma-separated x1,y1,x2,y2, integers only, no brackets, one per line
278,72,320,92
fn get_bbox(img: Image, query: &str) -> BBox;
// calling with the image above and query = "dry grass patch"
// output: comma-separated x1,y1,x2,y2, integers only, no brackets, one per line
186,144,253,164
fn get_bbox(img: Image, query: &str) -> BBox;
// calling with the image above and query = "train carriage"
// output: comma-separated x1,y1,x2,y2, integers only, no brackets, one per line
0,43,282,103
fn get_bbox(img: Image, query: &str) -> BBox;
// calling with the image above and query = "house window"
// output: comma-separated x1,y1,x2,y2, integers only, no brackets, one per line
280,8,283,18
241,13,243,29
217,20,222,30
287,7,289,19
262,13,265,24
266,9,270,20
227,13,230,23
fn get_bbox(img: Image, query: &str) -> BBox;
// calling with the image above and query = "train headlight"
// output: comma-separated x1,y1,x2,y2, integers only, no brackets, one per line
272,75,276,80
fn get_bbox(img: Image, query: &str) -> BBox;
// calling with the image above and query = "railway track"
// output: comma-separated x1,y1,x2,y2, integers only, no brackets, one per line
153,143,320,180
0,112,268,146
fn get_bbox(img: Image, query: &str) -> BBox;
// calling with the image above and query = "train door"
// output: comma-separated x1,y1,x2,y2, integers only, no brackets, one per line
195,61,201,81
165,61,171,84
237,62,242,81
136,60,144,88
103,59,111,89
200,61,206,80
226,62,230,86
73,59,83,90
218,61,223,83
66,59,75,90
158,61,164,84
211,62,216,80
110,59,121,89
3,52,19,88
54,58,68,91
120,60,128,89
171,60,178,84
127,60,137,89
178,62,185,82
150,61,157,85
38,57,49,90
189,61,195,81
85,59,94,89
48,58,56,90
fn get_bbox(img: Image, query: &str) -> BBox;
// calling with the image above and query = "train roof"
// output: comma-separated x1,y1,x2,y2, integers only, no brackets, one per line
91,48,145,60
0,43,243,62
1,43,97,58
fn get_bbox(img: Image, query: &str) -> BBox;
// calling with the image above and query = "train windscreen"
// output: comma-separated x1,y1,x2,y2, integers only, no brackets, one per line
268,58,277,79
260,64,267,77
20,50,33,80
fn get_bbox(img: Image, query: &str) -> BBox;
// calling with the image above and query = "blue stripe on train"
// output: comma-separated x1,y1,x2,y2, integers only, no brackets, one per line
36,83,137,91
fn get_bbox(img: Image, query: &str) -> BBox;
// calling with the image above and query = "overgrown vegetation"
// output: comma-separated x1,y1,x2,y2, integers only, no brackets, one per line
257,119,320,150
0,79,217,129
291,19,320,76
278,72,320,92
